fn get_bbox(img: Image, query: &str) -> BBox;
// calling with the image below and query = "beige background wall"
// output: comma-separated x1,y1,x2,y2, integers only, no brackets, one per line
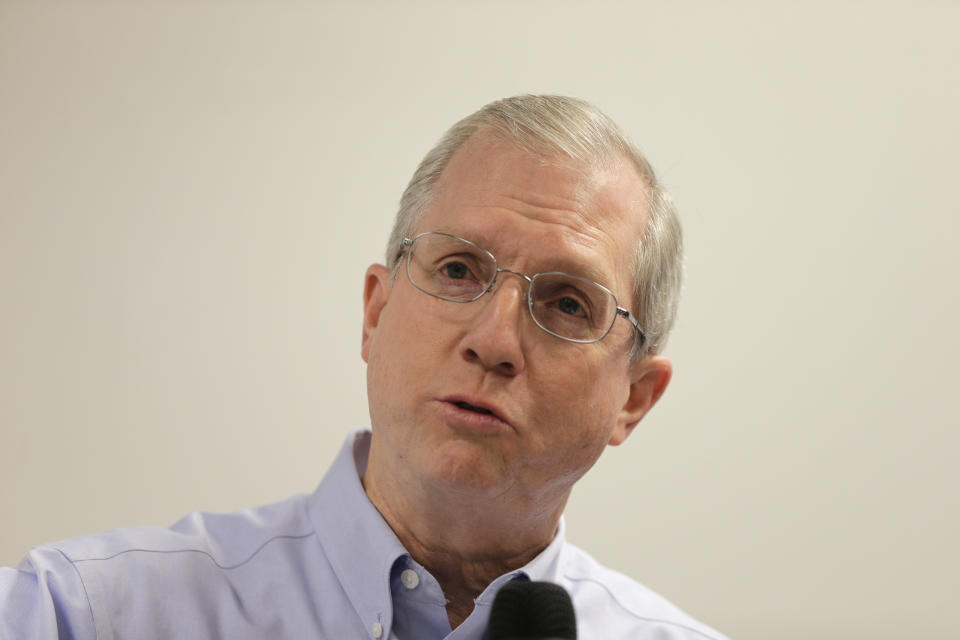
2,2,958,638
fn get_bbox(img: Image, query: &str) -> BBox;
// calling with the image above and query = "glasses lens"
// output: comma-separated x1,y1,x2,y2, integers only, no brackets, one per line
530,273,616,342
407,233,496,301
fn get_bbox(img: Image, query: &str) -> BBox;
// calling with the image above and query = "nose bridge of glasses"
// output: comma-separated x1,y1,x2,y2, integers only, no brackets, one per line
489,267,533,298
494,266,532,284
478,266,529,311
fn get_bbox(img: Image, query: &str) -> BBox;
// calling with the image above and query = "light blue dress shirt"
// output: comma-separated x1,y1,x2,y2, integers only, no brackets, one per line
1,430,727,639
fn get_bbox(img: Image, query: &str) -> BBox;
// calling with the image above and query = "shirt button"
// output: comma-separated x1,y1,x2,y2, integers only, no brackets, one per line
372,621,383,638
400,569,420,589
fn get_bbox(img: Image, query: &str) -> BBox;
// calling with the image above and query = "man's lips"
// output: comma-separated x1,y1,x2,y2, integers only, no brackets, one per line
440,395,513,428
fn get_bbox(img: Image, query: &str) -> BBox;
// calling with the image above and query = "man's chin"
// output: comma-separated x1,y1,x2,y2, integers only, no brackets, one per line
423,439,511,496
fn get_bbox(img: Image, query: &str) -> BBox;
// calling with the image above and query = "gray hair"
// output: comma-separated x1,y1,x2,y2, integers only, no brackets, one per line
386,95,682,360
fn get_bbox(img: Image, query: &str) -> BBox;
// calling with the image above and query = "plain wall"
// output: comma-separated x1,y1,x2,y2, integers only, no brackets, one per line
1,2,958,638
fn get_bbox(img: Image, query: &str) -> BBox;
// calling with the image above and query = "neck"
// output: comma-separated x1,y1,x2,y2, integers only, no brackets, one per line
362,443,568,629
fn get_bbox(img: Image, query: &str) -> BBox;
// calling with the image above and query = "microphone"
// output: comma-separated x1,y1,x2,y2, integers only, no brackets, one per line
484,580,577,640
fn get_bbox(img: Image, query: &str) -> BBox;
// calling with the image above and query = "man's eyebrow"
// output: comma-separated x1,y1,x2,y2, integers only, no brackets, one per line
544,259,614,289
431,227,616,288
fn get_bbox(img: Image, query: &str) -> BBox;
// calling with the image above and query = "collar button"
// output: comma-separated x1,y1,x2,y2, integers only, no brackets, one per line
400,568,420,589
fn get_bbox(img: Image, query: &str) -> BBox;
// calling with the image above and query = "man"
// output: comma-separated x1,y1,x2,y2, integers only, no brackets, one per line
1,95,726,639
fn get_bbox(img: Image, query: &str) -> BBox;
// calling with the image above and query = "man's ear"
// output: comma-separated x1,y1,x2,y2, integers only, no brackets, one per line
609,356,673,446
361,264,392,363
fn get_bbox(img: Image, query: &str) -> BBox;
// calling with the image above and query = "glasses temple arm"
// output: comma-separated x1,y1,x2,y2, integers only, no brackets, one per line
616,307,646,346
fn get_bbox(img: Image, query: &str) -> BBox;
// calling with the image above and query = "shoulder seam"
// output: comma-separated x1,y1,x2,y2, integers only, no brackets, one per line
54,547,100,640
564,573,724,640
63,532,316,571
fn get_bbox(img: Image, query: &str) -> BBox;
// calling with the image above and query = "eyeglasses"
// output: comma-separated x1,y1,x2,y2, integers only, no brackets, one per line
400,232,645,346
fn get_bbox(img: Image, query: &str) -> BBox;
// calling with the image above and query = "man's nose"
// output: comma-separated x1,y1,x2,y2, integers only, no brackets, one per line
458,273,528,376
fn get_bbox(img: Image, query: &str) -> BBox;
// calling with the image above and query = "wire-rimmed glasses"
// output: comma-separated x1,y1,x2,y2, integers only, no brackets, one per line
400,232,645,346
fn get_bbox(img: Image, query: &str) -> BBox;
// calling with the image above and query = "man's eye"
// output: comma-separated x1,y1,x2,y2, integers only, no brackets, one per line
556,296,586,317
441,261,470,279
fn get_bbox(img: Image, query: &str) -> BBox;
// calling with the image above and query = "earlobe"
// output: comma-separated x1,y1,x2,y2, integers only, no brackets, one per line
608,356,673,446
361,264,392,363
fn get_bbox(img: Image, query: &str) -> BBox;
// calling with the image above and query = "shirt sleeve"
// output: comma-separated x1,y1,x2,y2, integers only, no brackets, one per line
0,547,98,640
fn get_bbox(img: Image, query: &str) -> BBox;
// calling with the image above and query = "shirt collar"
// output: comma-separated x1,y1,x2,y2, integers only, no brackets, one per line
472,517,568,606
308,430,408,637
307,429,568,636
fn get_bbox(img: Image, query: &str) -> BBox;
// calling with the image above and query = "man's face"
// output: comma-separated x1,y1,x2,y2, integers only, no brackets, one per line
361,130,670,509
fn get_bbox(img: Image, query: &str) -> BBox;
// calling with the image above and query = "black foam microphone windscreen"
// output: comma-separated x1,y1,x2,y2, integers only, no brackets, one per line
484,580,577,639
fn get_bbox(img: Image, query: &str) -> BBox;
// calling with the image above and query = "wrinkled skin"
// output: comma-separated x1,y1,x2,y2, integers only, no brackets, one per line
359,129,672,627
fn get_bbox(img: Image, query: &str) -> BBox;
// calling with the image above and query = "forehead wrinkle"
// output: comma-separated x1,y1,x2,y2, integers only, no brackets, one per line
435,205,620,291
492,179,635,293
423,133,646,299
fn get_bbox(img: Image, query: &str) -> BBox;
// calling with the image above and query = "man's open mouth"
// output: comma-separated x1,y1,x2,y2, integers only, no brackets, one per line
454,401,494,416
